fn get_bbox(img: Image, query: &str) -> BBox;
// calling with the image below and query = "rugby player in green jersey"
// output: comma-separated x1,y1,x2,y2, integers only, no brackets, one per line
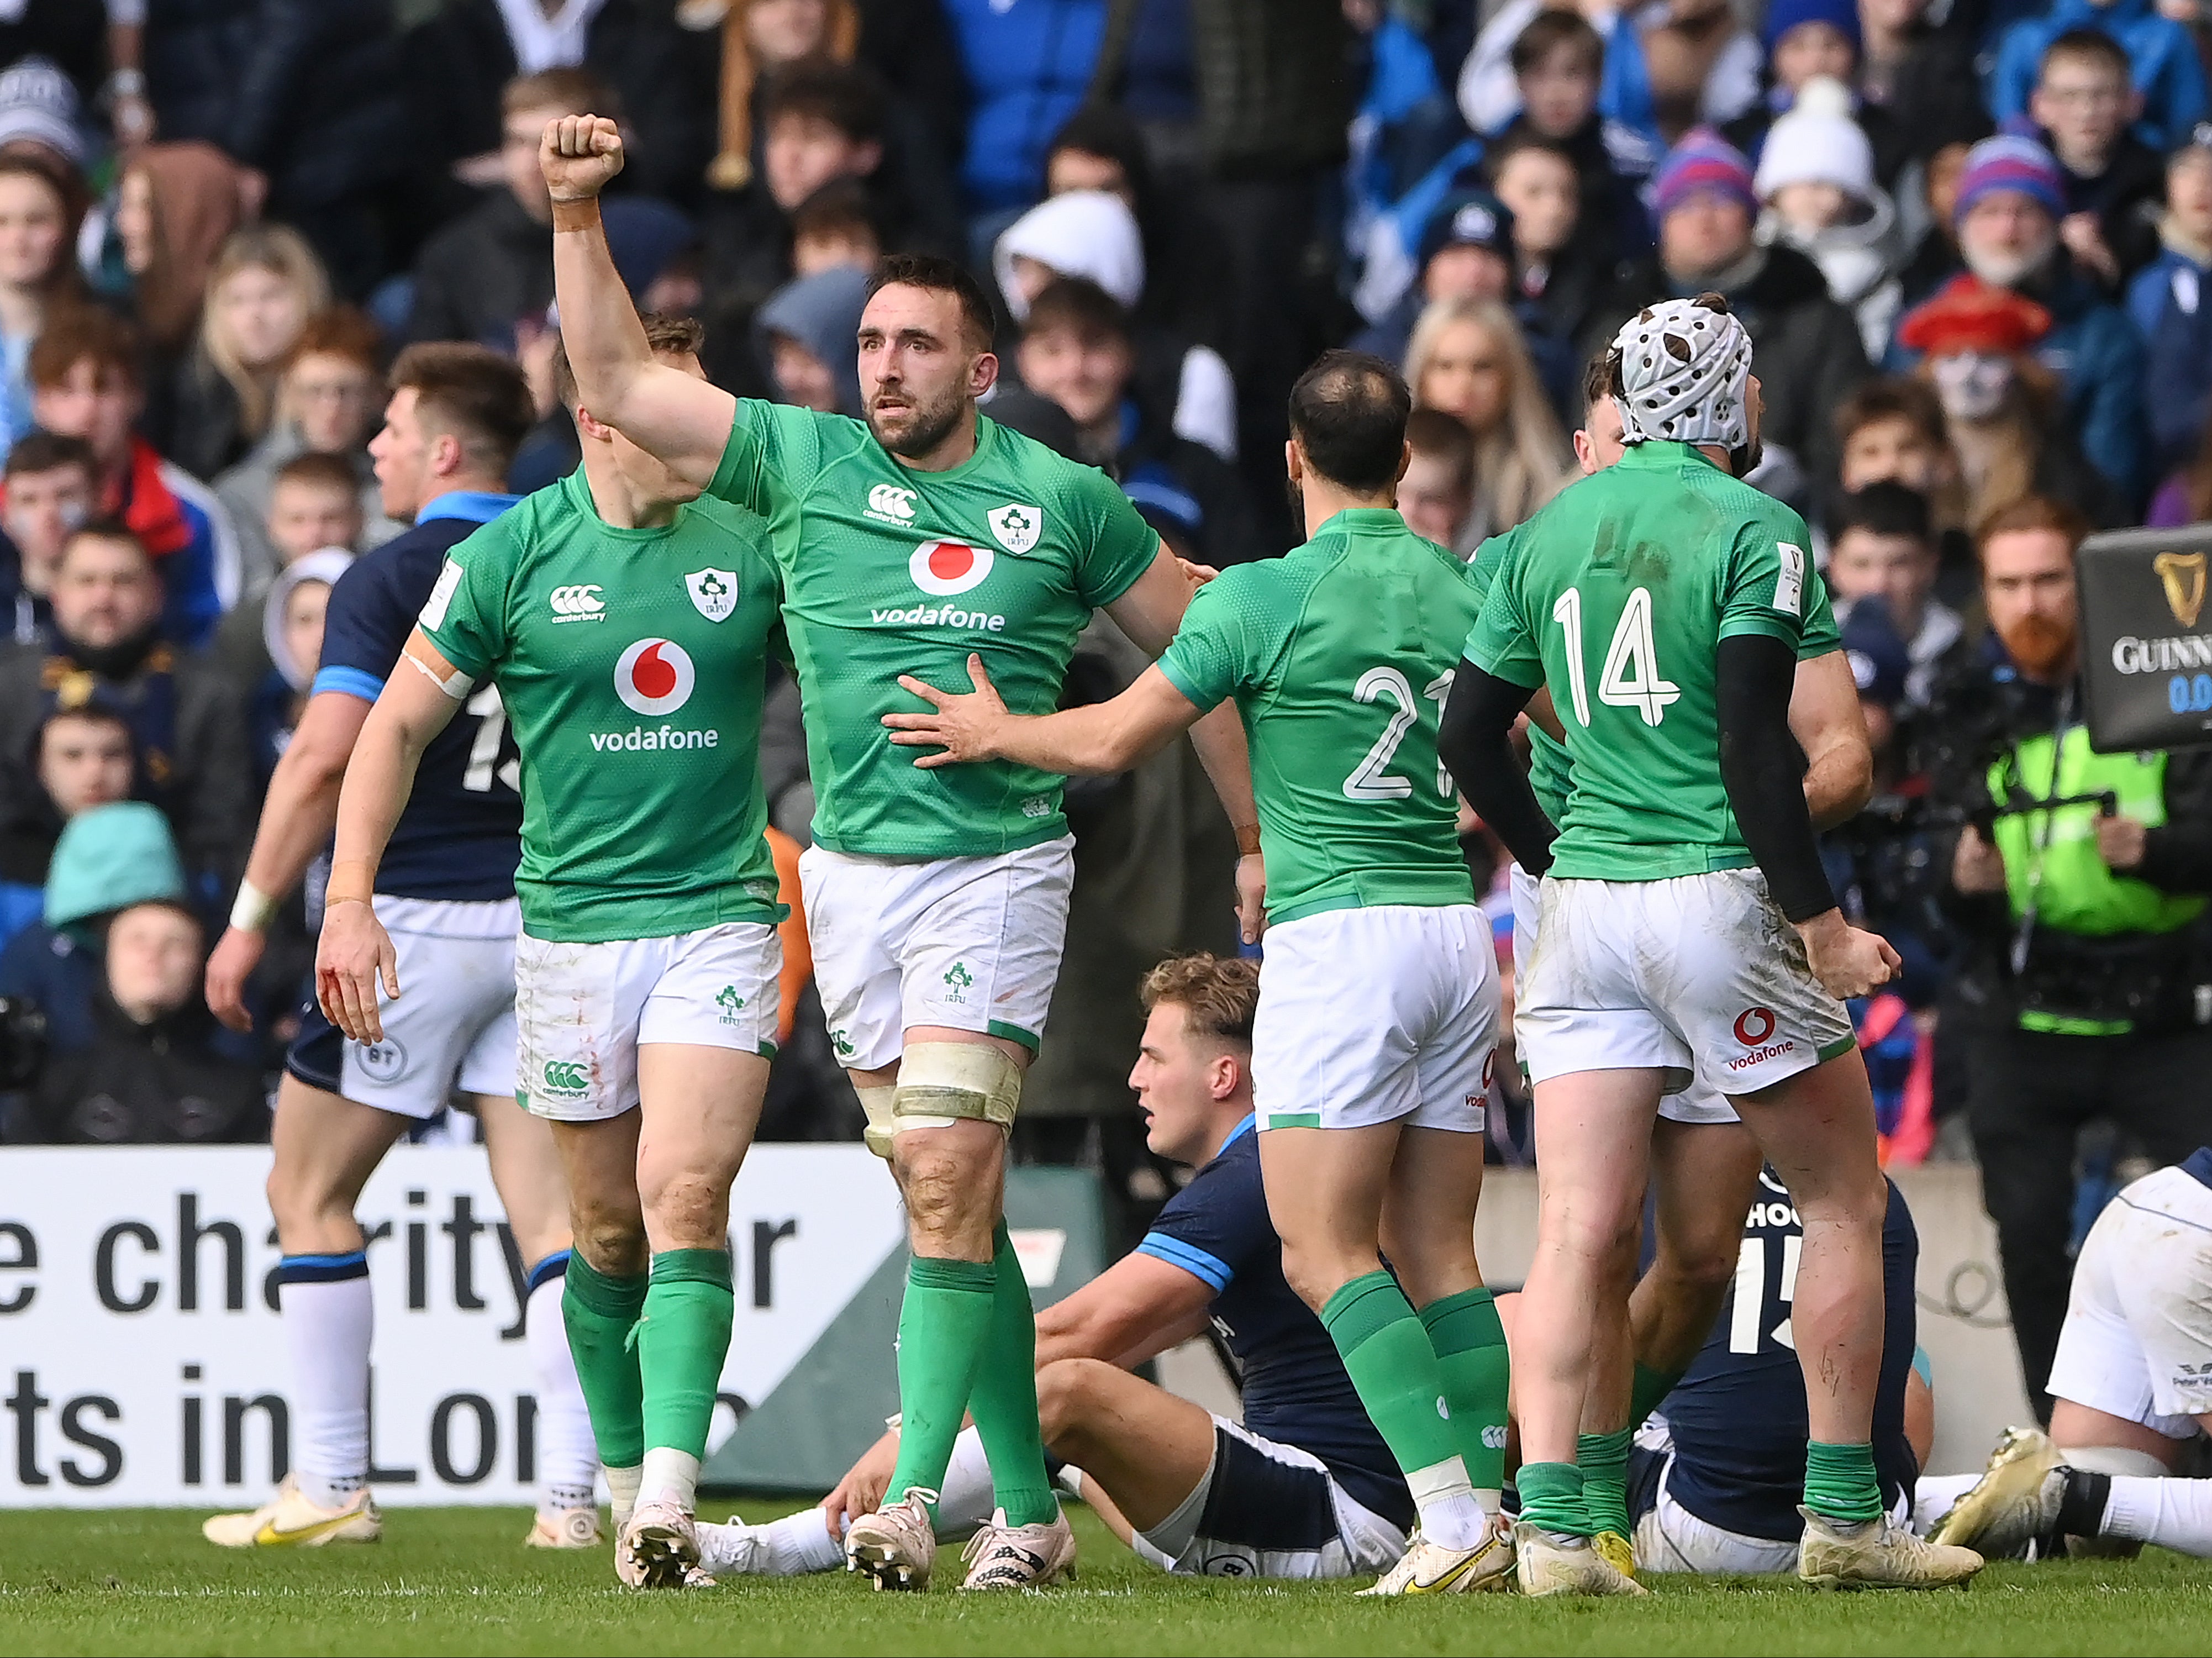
888,354,1519,1596
1443,296,1980,1594
1470,364,1876,1575
538,116,1262,1592
319,316,787,1589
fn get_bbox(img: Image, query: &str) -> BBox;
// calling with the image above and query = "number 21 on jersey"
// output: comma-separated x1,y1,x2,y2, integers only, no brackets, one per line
1551,585,1679,727
1342,665,1455,801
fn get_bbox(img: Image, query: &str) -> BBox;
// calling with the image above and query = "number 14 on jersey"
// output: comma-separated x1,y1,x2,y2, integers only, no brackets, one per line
1552,586,1680,728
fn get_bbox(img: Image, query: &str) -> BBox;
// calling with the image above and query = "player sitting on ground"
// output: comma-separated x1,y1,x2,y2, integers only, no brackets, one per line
1924,1148,2212,1562
692,954,1420,1583
1476,356,1874,1569
1493,1171,1934,1575
541,114,1261,1592
1442,294,1981,1594
887,352,1516,1596
317,315,787,1591
200,345,598,1552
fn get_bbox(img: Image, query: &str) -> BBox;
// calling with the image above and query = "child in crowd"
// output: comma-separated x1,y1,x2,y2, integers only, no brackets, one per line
2127,129,2212,341
247,548,349,788
1495,11,1651,255
1756,77,1905,360
789,181,881,277
755,264,868,415
0,430,96,646
1489,134,1611,358
2030,30,2166,290
1824,481,1962,706
1398,406,1477,550
0,703,136,945
209,452,362,701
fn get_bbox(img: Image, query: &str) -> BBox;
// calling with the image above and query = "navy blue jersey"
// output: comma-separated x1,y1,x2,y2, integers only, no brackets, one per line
1660,1173,1920,1541
313,495,523,901
1137,1117,1414,1529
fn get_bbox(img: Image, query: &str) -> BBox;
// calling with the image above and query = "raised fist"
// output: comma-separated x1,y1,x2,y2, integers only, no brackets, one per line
540,114,625,203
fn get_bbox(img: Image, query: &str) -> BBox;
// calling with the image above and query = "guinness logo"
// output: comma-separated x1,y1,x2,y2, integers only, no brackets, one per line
2155,550,2208,629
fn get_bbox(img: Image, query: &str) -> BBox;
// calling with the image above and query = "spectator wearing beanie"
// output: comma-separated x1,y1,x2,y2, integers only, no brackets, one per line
1991,0,2208,154
1590,127,1871,504
1906,134,2150,507
1757,77,1906,360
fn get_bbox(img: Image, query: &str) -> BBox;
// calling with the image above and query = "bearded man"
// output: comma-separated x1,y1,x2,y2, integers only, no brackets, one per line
1925,494,2212,1423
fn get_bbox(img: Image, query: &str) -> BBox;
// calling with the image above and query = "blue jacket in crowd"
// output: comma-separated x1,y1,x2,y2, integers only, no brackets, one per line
2039,267,2153,507
1990,0,2209,152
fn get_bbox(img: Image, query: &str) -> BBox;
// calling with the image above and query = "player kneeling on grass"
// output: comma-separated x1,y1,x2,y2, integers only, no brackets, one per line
318,314,786,1591
1923,1149,2212,1562
886,354,1517,1596
695,954,1420,1583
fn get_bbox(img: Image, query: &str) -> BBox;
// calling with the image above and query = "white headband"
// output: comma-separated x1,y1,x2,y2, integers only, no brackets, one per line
1611,299,1755,449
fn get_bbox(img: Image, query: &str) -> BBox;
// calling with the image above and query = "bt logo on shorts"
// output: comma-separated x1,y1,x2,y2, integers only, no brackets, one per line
909,539,996,597
550,584,605,622
866,483,917,524
542,1060,588,1094
614,638,697,715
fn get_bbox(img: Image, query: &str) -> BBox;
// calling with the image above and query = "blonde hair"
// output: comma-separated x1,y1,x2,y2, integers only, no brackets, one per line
710,0,861,190
1404,298,1570,533
199,225,330,441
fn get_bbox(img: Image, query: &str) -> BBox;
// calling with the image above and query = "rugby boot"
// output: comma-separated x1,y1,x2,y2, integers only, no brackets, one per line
959,1506,1078,1589
846,1488,937,1591
1358,1520,1516,1595
525,1505,603,1549
1797,1506,1982,1589
202,1476,381,1548
618,1499,703,1588
1926,1427,2065,1558
1514,1520,1648,1596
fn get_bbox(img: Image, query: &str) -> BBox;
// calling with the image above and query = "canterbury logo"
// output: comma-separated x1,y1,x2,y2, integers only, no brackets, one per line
867,483,917,522
541,1060,588,1092
550,585,605,618
2155,551,2208,629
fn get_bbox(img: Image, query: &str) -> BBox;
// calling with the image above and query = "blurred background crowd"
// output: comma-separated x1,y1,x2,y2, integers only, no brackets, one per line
1,0,2210,1414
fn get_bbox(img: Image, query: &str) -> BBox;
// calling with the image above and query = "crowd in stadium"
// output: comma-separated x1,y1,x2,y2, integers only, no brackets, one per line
1,0,2211,1452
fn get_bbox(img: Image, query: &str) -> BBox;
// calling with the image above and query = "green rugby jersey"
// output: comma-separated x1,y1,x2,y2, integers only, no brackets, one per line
1158,509,1477,924
422,467,785,943
1464,441,1818,880
1465,496,1842,830
707,402,1160,857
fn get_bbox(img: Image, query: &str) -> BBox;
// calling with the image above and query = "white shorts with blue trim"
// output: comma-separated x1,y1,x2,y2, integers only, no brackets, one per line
286,895,517,1119
2048,1165,2212,1436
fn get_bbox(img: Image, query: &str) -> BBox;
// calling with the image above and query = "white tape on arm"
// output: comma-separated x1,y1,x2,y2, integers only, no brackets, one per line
402,648,472,700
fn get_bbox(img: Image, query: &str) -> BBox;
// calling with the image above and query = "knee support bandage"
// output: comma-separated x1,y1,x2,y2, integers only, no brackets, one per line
889,1042,1023,1141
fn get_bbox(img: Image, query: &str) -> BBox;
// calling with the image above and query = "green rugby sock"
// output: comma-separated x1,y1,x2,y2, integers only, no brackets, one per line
1418,1287,1510,1500
1803,1439,1884,1524
885,1254,997,1509
965,1222,1058,1527
561,1255,646,1471
638,1250,734,1461
1321,1271,1484,1549
1578,1428,1633,1540
1630,1361,1682,1429
1518,1461,1590,1537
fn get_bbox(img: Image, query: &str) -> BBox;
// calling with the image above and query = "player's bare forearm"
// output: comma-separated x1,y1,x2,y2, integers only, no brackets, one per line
329,638,464,883
1186,701,1258,837
1034,1253,1213,1370
238,690,372,901
1790,650,1873,830
886,659,1199,775
543,114,735,485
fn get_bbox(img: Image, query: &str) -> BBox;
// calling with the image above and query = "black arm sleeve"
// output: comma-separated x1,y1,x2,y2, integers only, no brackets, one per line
1718,633,1839,923
1439,659,1558,876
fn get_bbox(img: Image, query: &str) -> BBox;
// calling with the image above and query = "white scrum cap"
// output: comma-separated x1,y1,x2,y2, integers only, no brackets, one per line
1610,297,1754,450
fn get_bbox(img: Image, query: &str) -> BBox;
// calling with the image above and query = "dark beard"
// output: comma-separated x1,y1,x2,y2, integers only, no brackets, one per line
1728,436,1763,478
868,388,967,458
63,623,160,681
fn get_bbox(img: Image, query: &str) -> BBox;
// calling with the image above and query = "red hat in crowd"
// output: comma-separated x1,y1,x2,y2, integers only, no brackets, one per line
1895,276,2052,357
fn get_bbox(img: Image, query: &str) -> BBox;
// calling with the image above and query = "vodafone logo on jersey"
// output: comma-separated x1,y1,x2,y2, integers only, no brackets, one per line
909,539,995,596
614,638,696,715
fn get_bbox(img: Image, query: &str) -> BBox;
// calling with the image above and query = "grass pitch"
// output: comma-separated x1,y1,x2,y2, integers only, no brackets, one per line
5,1502,2211,1656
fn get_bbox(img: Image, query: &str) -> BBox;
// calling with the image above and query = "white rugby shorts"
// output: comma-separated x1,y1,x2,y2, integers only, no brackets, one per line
1253,903,1498,1134
1509,862,1739,1127
514,921,782,1122
798,834,1074,1073
2047,1165,2212,1436
288,894,518,1120
1516,869,1855,1098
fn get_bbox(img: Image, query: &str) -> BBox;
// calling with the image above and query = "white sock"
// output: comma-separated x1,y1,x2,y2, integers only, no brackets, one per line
934,1426,997,1536
278,1256,373,1510
697,1509,848,1575
638,1447,700,1514
1407,1455,1486,1550
526,1265,599,1513
1910,1472,1982,1534
607,1464,643,1529
2099,1477,2212,1556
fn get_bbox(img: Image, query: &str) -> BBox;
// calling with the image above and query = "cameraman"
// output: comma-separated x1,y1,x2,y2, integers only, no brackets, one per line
1924,497,2212,1420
